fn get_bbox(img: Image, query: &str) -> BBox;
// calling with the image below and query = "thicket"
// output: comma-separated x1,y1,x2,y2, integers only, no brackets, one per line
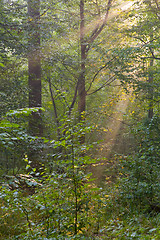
0,109,160,239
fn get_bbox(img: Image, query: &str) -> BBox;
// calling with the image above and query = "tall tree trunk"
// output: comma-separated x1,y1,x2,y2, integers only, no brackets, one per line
28,0,42,170
78,0,112,143
78,0,86,143
78,0,112,118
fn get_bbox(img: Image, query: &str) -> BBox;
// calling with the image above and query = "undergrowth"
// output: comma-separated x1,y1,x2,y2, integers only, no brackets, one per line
0,114,160,239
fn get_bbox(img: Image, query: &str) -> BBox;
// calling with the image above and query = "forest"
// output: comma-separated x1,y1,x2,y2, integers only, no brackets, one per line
0,0,160,239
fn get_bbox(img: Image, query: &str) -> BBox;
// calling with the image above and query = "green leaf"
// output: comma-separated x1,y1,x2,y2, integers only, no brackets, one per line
0,62,4,67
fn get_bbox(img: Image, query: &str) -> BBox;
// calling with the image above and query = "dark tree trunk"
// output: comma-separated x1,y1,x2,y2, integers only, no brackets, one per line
78,0,112,143
78,0,86,143
78,0,112,117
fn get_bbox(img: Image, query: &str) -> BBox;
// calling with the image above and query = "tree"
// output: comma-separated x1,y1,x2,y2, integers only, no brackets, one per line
109,0,160,121
78,0,113,117
41,0,118,142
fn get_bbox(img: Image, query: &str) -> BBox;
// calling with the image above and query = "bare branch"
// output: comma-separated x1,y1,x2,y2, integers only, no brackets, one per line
154,0,160,10
48,76,60,139
87,75,115,95
68,82,79,116
59,58,79,81
86,57,116,93
133,36,160,60
86,0,113,52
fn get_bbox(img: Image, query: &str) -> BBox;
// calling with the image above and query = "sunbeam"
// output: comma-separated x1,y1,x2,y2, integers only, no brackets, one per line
90,88,133,184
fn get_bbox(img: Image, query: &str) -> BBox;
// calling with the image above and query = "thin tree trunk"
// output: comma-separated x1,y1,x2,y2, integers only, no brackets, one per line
48,76,61,139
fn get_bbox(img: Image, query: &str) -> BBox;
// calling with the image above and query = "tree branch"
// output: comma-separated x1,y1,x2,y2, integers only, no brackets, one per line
48,76,60,139
133,36,160,60
146,0,160,21
86,0,113,53
68,81,78,116
86,57,116,93
87,75,115,95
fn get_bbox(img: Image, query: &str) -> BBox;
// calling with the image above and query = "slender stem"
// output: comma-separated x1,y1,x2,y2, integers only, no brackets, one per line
48,76,61,139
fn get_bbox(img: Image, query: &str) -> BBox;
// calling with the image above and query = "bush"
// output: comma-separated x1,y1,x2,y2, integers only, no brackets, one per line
119,115,160,212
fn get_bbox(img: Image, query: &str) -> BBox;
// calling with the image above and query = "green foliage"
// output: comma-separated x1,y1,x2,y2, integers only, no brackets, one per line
0,108,44,174
119,115,160,211
0,0,27,57
0,107,44,147
0,118,106,239
0,114,159,239
1,0,160,239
